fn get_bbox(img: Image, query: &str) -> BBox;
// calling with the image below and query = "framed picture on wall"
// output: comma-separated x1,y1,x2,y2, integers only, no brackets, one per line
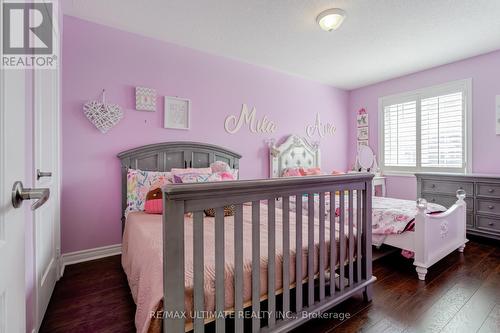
357,114,368,127
164,96,190,130
357,127,368,140
357,140,369,148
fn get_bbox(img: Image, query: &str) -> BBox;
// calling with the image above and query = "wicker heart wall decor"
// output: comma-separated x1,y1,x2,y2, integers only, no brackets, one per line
83,89,124,134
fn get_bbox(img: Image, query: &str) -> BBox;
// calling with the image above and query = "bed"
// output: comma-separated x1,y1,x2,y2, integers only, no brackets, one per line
269,135,468,281
118,141,375,333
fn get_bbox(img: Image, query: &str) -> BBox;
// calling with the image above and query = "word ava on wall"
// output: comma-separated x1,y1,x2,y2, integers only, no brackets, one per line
224,104,277,134
305,113,336,138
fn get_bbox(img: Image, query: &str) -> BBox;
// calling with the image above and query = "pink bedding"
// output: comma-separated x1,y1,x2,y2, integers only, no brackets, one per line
122,195,445,333
277,195,445,246
122,203,355,333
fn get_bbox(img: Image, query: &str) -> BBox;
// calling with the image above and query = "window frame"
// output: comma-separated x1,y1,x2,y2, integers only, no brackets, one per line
378,78,472,175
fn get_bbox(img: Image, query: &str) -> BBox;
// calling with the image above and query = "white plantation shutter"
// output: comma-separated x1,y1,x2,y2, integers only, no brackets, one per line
379,79,470,173
383,101,417,167
421,92,463,168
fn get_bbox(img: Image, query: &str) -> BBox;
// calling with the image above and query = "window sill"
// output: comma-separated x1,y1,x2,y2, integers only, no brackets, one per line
381,171,417,177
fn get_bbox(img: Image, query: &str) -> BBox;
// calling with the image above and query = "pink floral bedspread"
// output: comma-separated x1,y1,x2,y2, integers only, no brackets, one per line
274,195,445,247
370,196,445,246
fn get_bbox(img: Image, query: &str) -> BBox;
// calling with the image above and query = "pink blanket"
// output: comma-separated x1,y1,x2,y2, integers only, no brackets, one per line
122,204,355,333
275,195,445,246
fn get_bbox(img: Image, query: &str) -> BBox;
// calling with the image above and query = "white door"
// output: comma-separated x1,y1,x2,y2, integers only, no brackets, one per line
32,63,61,330
0,62,27,332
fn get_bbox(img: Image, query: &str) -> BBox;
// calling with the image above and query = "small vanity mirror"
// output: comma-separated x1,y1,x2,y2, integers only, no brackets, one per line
356,145,379,174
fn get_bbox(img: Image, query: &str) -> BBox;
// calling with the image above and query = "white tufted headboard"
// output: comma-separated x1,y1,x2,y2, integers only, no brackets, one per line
269,135,321,178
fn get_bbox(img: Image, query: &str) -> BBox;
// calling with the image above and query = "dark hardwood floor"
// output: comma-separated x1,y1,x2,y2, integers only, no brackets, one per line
40,237,500,333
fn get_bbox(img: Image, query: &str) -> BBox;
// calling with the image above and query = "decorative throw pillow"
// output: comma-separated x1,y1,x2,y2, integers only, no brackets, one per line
207,171,236,182
174,171,236,183
282,167,302,177
171,167,212,176
210,161,231,173
210,161,239,179
173,173,211,184
204,205,235,217
126,169,172,214
144,188,163,214
300,167,322,176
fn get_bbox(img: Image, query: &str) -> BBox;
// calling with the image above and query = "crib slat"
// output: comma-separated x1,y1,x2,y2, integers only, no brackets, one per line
319,192,326,300
329,191,336,296
357,191,362,283
251,201,260,333
295,195,303,312
339,192,345,291
307,194,314,307
348,190,354,287
164,199,185,332
363,185,373,283
193,211,204,333
215,207,225,333
282,196,290,314
234,204,244,333
268,199,276,328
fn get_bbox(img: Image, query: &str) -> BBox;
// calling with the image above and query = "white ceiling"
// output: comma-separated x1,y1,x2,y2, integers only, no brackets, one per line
63,0,500,90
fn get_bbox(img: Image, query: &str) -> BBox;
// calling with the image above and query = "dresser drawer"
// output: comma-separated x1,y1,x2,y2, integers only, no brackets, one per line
476,199,500,216
422,180,473,195
476,216,500,234
421,194,473,212
476,183,500,198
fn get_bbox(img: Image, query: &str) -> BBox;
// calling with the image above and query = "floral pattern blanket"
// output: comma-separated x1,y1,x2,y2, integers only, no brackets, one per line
274,194,446,247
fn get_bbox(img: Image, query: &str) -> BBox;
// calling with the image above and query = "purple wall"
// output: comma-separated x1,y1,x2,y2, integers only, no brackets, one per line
348,50,500,200
61,16,349,254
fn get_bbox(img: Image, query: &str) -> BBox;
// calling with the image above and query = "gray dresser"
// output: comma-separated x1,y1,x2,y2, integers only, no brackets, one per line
416,173,500,241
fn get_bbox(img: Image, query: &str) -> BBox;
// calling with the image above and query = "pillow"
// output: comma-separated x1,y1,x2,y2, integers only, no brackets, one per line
210,161,231,173
173,173,210,184
144,188,163,214
300,167,322,176
126,169,172,214
171,167,212,176
207,171,236,182
211,161,239,179
282,167,302,177
173,171,236,183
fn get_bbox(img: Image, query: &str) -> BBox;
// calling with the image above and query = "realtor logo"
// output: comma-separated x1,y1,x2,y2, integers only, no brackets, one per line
1,0,58,69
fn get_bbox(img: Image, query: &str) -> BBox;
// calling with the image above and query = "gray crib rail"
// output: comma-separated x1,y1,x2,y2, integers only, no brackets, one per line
162,174,375,333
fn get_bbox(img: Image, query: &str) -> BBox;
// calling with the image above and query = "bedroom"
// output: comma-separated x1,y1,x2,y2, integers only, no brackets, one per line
1,0,499,332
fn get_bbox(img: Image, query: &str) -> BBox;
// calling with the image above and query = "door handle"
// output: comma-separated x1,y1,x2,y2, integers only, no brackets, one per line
11,181,50,210
37,169,52,180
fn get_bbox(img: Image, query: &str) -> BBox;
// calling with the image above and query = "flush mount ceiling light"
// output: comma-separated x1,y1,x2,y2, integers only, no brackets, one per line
316,8,346,32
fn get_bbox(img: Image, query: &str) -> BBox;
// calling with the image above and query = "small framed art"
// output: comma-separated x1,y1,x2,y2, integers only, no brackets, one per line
135,87,156,111
357,114,368,127
357,140,369,148
164,96,190,130
357,127,368,140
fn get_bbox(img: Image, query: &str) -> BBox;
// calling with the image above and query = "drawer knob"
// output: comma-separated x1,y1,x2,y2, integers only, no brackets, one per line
488,222,495,226
431,198,436,202
459,187,463,190
488,205,494,209
431,184,436,188
488,188,495,193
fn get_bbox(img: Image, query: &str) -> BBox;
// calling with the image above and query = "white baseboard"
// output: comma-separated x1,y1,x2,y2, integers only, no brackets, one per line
59,244,122,277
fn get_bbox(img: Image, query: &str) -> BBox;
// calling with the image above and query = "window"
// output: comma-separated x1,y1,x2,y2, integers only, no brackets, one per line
379,79,471,174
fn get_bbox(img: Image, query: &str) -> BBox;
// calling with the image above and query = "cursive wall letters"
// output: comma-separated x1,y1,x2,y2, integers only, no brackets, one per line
305,113,336,138
224,104,277,134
